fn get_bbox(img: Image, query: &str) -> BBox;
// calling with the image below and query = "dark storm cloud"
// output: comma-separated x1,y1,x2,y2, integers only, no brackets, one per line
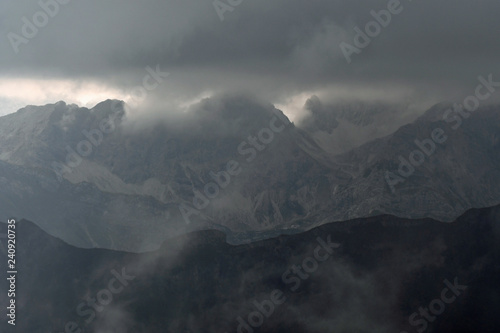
1,0,500,112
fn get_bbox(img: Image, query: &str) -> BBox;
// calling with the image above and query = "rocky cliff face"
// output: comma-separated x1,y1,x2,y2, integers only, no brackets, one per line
0,97,339,250
0,97,499,251
330,104,500,223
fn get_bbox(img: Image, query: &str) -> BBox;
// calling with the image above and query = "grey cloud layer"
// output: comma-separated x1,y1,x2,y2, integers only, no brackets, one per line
1,0,500,108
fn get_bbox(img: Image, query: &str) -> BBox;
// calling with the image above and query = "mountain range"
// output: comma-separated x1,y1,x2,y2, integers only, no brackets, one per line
0,96,499,251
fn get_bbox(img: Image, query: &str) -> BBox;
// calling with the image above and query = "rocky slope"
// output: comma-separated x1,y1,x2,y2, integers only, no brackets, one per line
330,103,500,223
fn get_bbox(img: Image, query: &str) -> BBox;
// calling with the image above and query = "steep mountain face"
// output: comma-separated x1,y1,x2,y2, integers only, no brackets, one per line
329,104,500,223
0,97,342,251
0,97,499,251
1,206,499,332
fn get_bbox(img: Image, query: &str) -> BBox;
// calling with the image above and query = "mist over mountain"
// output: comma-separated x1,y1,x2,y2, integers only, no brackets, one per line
1,96,500,251
1,205,499,332
1,1,500,332
297,96,421,156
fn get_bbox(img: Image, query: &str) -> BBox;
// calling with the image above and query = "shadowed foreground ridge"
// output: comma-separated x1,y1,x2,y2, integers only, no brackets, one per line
0,205,499,332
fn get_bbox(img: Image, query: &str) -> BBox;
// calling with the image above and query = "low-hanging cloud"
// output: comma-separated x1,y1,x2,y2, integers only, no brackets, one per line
1,0,500,117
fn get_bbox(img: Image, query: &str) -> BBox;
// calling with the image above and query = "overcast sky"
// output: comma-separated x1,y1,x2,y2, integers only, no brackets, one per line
0,0,499,119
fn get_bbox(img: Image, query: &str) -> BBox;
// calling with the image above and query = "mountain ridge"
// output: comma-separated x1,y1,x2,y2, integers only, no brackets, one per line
1,203,499,332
